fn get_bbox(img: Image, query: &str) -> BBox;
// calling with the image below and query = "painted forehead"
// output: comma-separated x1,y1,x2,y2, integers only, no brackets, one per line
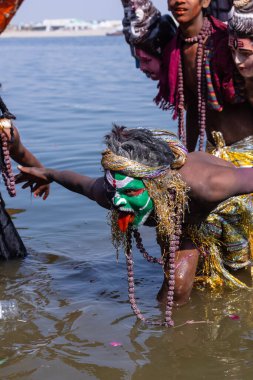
229,35,253,50
105,171,144,189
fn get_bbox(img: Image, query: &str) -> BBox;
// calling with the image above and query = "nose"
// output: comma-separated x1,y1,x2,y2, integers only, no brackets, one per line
233,51,245,66
113,193,127,207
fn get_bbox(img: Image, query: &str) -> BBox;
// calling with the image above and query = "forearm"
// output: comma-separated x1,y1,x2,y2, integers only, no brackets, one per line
11,148,44,168
47,169,109,208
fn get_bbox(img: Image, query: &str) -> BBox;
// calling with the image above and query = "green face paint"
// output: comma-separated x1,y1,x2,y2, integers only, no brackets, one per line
108,172,154,230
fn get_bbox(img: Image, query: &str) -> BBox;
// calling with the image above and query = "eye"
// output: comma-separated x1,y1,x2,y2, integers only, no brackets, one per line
141,58,152,63
124,188,145,196
239,49,253,57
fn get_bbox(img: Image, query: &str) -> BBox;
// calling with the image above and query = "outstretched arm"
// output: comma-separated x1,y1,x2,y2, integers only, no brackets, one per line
15,166,110,209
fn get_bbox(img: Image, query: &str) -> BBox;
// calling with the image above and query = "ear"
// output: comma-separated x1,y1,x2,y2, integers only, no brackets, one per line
202,0,211,9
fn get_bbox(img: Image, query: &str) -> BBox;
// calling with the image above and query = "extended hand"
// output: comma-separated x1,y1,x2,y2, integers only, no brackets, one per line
15,166,51,200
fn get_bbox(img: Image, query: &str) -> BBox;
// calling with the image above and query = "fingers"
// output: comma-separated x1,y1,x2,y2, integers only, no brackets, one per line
15,173,29,184
42,188,49,200
33,185,50,200
21,180,35,190
17,165,30,174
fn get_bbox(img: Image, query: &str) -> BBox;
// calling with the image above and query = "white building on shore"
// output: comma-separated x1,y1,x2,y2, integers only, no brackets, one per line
41,18,122,32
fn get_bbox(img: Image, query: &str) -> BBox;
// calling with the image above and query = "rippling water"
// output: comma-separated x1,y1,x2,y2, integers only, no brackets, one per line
0,36,252,380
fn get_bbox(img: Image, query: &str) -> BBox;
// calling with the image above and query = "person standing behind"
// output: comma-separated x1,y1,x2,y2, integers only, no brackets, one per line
121,1,253,152
0,97,49,260
121,0,177,80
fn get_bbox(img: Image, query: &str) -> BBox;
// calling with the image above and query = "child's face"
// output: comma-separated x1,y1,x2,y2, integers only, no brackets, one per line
135,48,161,80
167,0,210,24
229,35,253,78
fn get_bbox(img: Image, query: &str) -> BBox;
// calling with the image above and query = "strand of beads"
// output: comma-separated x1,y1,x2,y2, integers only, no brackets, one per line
133,228,163,265
0,129,16,197
162,192,183,327
126,228,173,326
178,17,212,151
126,228,146,323
193,18,211,151
177,56,186,146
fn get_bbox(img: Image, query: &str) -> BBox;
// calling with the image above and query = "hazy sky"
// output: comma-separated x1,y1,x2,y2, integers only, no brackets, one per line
12,0,169,23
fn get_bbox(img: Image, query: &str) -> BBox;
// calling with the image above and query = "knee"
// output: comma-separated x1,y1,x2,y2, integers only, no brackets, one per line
174,276,193,306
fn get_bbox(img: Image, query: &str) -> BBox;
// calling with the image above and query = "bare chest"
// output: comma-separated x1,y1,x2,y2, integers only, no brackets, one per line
182,44,198,94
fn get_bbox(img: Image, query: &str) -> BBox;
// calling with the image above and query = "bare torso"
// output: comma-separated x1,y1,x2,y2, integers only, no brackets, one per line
178,152,235,224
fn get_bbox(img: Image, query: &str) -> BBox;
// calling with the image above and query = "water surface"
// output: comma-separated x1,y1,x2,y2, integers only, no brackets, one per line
0,36,252,380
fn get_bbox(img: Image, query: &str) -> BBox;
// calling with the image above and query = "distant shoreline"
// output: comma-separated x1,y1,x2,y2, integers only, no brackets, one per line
1,28,122,38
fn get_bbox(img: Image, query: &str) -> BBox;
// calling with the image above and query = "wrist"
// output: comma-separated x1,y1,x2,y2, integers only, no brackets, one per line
45,169,55,183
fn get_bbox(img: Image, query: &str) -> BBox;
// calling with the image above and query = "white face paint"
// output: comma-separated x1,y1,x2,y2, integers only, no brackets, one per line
229,35,253,78
106,171,154,228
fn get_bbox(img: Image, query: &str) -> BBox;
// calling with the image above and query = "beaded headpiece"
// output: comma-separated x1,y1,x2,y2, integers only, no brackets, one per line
102,128,189,327
228,0,253,37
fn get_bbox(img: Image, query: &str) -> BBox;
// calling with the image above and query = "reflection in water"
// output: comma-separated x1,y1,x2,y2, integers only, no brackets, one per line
0,246,253,379
6,208,26,217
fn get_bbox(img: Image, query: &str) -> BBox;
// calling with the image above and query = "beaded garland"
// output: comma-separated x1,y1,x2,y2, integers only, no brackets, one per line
0,97,17,197
178,17,212,150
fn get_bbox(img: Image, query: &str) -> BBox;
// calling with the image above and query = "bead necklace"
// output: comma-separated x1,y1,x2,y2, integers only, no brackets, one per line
178,17,212,150
125,193,183,327
0,128,16,197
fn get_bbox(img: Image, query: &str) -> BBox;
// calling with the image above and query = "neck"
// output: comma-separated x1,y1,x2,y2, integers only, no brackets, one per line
245,78,253,106
180,13,205,38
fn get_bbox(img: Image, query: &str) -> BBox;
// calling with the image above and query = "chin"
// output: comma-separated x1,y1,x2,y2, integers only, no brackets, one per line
237,69,251,78
172,14,190,24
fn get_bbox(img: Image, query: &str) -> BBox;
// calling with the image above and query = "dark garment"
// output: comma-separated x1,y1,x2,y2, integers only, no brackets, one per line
0,193,27,260
209,0,233,22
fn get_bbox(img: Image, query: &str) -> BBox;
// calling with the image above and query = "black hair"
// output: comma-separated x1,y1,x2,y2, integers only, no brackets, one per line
104,125,175,167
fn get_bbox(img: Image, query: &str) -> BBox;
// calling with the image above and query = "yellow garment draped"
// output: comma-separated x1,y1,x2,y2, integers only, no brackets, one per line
191,132,253,289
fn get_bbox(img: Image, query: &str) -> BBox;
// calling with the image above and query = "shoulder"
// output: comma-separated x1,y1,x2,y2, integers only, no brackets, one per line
178,152,234,197
208,16,229,51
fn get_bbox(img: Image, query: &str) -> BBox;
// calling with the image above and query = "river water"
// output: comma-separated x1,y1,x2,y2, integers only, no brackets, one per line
0,36,252,379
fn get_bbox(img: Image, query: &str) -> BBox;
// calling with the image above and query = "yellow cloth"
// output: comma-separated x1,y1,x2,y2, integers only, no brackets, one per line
191,132,253,289
206,132,253,168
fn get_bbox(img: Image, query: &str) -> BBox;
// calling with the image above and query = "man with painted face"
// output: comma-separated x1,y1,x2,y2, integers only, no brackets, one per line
15,126,253,326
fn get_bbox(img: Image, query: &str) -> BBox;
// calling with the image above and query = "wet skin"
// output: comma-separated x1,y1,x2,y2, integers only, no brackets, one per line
16,150,253,305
